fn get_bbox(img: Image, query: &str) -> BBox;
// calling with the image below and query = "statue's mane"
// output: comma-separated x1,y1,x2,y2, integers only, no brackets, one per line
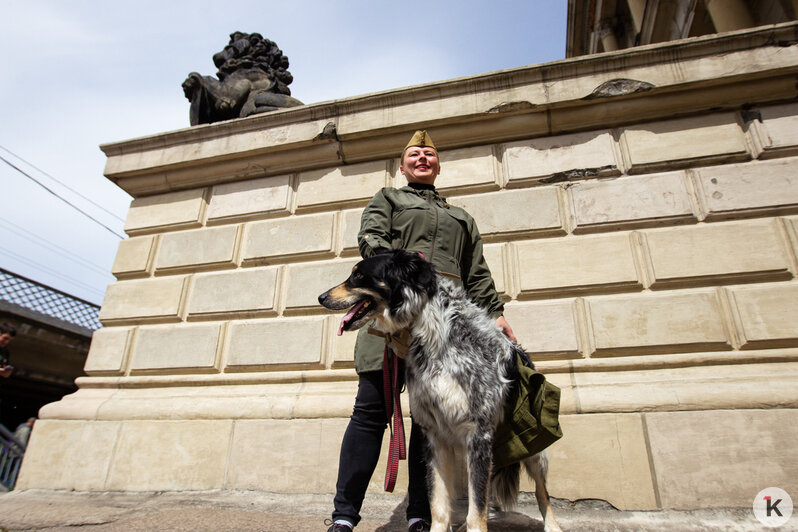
215,32,294,94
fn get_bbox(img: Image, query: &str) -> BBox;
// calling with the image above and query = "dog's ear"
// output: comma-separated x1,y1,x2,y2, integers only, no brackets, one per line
386,250,437,309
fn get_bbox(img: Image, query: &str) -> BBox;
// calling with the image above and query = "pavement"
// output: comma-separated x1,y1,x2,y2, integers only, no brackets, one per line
0,489,779,532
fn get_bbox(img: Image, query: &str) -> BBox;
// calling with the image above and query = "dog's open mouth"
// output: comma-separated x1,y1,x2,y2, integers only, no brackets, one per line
338,298,374,335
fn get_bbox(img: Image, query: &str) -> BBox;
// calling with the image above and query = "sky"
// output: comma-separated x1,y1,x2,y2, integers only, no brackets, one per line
0,1,567,307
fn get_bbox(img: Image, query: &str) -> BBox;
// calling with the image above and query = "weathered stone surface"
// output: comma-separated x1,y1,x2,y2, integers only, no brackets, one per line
569,172,696,232
515,233,641,296
448,187,564,238
130,323,222,372
693,157,798,219
503,130,619,185
207,175,292,223
106,420,231,490
243,212,336,263
729,283,798,348
547,413,657,510
646,409,798,508
225,317,326,369
482,243,507,296
339,207,364,255
283,259,359,312
586,290,731,355
297,160,388,210
125,189,206,235
15,420,121,490
643,219,791,287
758,102,798,156
187,266,281,318
112,236,156,278
100,277,189,323
155,225,240,273
502,300,582,358
84,327,133,375
620,113,749,171
411,144,499,192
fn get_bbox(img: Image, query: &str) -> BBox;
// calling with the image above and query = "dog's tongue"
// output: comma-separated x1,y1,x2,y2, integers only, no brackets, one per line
338,300,368,336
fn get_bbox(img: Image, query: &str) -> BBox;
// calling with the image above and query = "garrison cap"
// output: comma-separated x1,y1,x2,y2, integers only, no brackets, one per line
403,130,436,154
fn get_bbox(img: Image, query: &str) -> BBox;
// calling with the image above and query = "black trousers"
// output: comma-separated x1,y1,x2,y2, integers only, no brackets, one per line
332,370,431,526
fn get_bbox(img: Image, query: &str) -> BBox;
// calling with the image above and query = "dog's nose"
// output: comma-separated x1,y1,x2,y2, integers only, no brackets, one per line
318,292,327,305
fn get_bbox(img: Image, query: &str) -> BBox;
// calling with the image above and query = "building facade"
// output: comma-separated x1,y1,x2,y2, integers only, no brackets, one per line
16,23,798,510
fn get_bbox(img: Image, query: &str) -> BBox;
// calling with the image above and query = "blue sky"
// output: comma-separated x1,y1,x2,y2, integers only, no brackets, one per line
0,1,567,305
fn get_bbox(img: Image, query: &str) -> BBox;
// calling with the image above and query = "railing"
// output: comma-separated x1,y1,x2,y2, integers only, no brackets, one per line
0,424,26,490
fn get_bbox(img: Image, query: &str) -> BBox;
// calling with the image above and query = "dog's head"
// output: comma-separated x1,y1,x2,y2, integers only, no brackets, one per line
318,249,437,335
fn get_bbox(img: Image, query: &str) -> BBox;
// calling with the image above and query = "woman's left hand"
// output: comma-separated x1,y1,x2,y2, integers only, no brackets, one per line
495,315,517,343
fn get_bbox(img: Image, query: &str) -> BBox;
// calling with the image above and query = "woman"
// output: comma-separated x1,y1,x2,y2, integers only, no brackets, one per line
327,131,514,532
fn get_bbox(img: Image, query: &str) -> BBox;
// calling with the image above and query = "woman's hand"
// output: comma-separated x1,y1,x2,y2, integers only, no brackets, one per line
495,315,517,343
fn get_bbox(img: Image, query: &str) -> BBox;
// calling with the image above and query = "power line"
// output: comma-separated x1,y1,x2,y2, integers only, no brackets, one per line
0,248,106,301
0,216,114,278
0,153,125,239
0,144,125,223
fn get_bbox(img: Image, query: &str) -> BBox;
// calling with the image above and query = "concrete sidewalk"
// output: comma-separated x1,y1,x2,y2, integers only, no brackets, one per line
0,489,774,531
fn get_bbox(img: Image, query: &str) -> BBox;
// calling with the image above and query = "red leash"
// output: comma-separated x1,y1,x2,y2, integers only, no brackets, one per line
383,345,406,492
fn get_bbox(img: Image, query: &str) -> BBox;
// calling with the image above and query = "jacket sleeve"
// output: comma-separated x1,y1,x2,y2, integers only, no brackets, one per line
462,217,505,319
358,188,393,259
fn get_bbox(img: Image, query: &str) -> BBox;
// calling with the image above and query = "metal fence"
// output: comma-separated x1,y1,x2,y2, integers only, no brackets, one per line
0,423,26,490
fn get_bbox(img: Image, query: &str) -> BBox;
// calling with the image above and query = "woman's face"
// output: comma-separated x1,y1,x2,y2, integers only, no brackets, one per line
400,146,441,185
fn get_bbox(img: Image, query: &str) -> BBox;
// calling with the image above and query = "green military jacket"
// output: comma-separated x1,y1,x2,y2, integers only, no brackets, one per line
354,184,505,373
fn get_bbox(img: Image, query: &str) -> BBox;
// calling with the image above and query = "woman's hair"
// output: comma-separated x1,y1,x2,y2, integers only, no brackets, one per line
0,322,17,337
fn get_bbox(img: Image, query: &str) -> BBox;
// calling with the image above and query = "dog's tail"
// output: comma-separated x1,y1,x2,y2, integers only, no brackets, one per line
490,462,521,510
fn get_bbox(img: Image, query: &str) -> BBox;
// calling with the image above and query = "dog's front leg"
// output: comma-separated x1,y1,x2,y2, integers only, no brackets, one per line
427,435,456,532
464,431,493,532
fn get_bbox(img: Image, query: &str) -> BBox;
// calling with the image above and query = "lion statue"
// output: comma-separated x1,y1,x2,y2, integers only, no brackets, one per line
182,32,303,125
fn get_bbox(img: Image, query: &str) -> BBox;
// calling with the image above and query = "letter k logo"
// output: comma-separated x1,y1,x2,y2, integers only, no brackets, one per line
765,495,783,517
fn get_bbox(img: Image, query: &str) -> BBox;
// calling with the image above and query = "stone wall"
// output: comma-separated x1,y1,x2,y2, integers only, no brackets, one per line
17,24,798,510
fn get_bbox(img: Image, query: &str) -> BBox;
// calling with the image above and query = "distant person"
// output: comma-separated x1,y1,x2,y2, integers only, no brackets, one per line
0,322,16,379
14,417,35,447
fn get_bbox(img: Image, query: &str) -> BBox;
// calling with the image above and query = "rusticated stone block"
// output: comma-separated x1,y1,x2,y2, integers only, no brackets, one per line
515,233,641,297
758,102,798,157
330,320,358,366
502,300,582,358
225,317,326,369
111,235,156,278
106,420,231,490
586,290,731,355
99,276,188,323
297,160,388,210
448,187,564,239
242,212,337,263
283,259,360,312
482,243,507,296
186,266,281,319
84,327,133,375
207,174,292,223
693,158,798,219
569,172,696,232
15,420,122,490
646,409,798,508
339,207,364,255
728,283,798,348
547,413,657,510
620,113,749,171
503,130,619,185
155,225,240,273
130,323,222,372
124,188,206,235
642,219,791,287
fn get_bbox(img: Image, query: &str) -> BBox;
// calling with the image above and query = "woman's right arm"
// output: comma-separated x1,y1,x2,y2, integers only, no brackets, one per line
358,188,394,259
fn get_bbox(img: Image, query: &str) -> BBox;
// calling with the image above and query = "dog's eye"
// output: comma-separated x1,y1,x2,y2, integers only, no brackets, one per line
353,272,363,280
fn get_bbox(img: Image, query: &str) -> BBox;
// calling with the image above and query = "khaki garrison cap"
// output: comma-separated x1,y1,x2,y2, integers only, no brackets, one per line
403,130,436,153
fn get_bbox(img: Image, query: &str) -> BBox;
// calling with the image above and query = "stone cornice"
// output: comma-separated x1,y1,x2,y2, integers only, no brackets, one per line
102,22,798,197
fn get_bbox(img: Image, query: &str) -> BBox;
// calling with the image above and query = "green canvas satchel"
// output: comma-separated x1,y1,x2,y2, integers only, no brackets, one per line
492,354,563,470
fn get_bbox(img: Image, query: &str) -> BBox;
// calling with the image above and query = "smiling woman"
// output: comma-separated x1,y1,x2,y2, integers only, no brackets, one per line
324,130,514,532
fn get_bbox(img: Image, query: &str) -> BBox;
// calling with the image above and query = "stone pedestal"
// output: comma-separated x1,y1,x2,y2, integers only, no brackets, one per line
17,24,798,510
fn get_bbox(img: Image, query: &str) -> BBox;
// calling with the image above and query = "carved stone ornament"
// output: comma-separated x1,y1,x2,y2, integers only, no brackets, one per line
182,32,303,125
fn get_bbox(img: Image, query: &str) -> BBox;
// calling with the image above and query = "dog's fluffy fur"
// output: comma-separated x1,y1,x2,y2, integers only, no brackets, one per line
319,250,561,532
